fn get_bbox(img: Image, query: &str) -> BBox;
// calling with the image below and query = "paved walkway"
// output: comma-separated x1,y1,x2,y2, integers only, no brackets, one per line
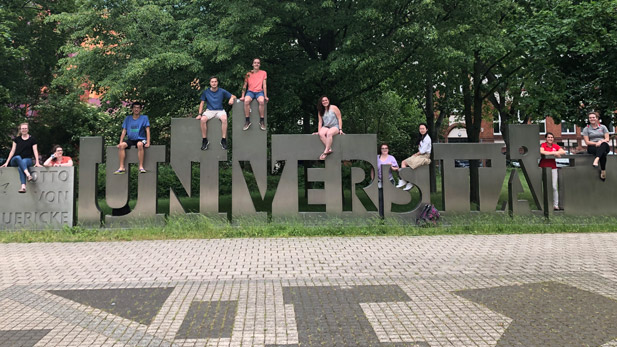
1,233,617,346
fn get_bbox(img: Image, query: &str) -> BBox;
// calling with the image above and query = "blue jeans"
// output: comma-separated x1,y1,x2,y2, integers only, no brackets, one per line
245,90,264,99
9,156,33,184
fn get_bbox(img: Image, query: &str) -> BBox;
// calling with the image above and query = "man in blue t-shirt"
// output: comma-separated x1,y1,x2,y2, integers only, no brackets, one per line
197,76,237,150
114,102,151,174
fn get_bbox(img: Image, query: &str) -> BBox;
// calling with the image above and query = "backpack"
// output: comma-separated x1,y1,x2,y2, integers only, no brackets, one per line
416,204,440,226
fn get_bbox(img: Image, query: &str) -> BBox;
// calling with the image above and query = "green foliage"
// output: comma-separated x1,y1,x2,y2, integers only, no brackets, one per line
343,89,423,160
0,0,75,147
2,0,616,164
49,0,433,146
33,92,114,158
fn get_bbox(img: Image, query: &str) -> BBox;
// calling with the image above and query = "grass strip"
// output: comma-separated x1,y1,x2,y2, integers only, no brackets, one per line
1,214,616,243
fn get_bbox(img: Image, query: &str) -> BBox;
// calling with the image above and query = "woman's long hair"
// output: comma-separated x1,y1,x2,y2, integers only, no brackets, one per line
417,123,428,146
16,122,28,137
317,96,329,117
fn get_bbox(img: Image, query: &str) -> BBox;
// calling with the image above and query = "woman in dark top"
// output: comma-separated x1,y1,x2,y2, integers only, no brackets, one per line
1,123,41,193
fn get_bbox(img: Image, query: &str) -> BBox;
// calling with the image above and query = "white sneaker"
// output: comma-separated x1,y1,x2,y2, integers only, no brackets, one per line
396,180,407,188
403,183,413,191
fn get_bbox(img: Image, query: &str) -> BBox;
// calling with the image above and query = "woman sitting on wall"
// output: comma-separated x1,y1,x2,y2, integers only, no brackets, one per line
313,95,344,160
539,132,566,210
43,145,73,167
396,123,431,191
0,122,42,193
582,111,610,181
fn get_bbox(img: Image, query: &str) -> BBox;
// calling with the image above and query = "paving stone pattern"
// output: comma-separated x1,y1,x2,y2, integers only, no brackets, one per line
176,301,238,339
0,234,617,346
48,287,175,325
0,329,50,347
454,281,617,346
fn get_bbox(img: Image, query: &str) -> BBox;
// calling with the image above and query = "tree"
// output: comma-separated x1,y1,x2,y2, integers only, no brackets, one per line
51,0,438,145
518,0,617,127
0,0,74,148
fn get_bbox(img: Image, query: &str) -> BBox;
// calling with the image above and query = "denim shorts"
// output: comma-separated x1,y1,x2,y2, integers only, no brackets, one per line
245,90,265,99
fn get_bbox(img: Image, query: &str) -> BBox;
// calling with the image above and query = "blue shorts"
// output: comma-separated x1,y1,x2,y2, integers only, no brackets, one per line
245,90,265,99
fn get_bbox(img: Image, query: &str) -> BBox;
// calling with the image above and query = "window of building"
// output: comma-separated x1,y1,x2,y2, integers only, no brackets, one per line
534,119,546,134
493,114,501,135
561,121,576,134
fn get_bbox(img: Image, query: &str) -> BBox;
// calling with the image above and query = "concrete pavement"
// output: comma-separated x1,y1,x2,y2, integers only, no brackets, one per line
1,234,616,346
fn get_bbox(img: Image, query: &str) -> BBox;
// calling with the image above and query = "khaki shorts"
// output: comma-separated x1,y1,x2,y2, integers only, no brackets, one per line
404,153,431,169
202,110,227,120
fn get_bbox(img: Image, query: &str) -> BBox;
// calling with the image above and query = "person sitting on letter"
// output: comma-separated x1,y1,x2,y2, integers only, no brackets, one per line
396,123,431,191
239,58,268,131
114,102,150,174
1,122,42,193
196,76,236,150
312,95,344,161
43,145,73,167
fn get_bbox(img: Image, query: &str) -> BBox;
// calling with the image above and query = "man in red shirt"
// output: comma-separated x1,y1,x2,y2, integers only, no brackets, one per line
240,58,268,131
539,132,566,210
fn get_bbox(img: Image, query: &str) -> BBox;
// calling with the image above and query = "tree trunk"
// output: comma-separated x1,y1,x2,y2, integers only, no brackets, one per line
462,52,484,209
424,73,438,193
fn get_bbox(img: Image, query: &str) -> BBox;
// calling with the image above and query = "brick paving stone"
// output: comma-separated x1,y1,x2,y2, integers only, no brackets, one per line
0,234,617,345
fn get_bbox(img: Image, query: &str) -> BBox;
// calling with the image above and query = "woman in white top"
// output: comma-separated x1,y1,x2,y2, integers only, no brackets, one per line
396,123,431,191
313,96,344,160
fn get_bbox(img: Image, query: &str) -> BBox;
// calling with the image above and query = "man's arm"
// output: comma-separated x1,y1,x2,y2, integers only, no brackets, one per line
228,95,237,105
263,79,268,101
117,129,127,147
240,79,247,100
198,100,205,116
145,127,151,147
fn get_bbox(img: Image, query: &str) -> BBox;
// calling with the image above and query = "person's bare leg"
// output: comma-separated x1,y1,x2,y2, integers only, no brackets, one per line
257,96,266,130
137,141,145,170
318,127,329,148
200,117,208,138
257,96,265,118
220,115,227,138
243,99,251,118
118,143,128,171
324,127,339,152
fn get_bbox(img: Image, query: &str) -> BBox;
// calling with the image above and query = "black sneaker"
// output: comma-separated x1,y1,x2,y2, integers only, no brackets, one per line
259,119,266,131
201,139,209,150
243,121,251,131
220,139,227,150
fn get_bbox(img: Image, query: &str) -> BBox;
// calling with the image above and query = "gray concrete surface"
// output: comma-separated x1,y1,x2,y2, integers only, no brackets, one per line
1,234,616,346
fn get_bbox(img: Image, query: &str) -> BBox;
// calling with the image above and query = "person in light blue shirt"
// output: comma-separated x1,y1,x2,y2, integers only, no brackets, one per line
114,102,150,174
197,76,237,150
